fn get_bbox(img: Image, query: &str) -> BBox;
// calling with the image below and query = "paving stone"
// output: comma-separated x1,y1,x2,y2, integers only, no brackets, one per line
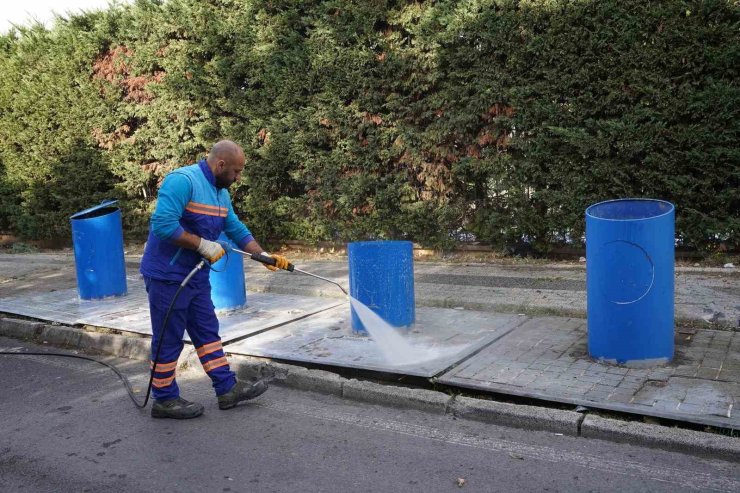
696,368,720,379
548,360,571,368
652,399,682,412
676,403,704,414
584,390,613,401
673,368,698,378
719,370,740,381
598,375,625,385
606,392,637,402
647,369,674,380
578,374,606,384
570,361,591,369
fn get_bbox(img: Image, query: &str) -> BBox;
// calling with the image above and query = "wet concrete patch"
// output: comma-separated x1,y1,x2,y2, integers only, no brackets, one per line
0,277,149,328
0,277,341,343
225,305,526,377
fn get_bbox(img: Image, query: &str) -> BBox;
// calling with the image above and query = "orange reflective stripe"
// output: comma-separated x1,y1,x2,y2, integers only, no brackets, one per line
186,201,227,217
196,341,223,358
187,201,221,211
185,206,226,217
150,360,178,372
149,360,177,371
152,375,176,388
185,205,227,217
202,356,228,373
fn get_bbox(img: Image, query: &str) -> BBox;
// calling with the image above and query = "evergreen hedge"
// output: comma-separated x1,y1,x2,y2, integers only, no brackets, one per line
0,0,737,252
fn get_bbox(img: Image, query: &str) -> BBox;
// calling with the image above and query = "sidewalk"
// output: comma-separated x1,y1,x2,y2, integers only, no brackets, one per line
0,252,738,432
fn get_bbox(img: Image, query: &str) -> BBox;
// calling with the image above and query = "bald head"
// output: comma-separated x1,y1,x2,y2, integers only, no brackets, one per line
207,140,245,189
208,140,244,164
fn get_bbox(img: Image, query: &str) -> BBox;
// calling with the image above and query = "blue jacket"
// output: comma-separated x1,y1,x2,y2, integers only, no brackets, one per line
140,160,254,286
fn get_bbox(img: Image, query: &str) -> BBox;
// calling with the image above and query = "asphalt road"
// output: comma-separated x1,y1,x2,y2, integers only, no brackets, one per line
0,337,738,493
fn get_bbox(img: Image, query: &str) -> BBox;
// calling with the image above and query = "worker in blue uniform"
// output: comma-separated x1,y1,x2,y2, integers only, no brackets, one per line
140,140,291,419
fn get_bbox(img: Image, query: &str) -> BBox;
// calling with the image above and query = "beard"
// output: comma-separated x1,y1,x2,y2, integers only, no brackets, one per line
214,174,232,189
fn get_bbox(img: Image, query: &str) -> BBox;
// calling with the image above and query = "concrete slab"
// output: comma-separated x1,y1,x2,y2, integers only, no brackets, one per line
437,316,740,429
225,305,526,377
0,277,341,343
214,293,342,343
0,277,148,327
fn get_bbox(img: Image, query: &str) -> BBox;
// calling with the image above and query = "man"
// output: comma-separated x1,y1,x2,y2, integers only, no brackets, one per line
140,140,291,419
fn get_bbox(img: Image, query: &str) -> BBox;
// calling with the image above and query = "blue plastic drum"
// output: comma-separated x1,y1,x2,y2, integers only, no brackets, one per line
70,200,128,300
209,232,246,311
348,240,415,334
586,199,675,367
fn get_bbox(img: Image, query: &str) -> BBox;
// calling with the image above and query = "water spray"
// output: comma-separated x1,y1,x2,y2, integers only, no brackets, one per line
229,245,437,365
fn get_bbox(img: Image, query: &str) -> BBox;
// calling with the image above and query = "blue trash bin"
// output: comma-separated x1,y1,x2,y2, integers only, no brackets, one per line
70,200,128,300
586,198,675,367
348,240,415,334
209,232,247,311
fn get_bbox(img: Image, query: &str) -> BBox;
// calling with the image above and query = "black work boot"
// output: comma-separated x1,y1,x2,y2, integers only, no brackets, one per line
151,397,205,419
218,380,268,410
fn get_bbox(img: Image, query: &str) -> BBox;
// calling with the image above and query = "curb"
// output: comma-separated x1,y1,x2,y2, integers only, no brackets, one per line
1,316,738,460
581,414,740,461
229,356,343,396
343,379,451,414
450,396,583,436
227,356,451,413
0,317,44,339
0,316,151,361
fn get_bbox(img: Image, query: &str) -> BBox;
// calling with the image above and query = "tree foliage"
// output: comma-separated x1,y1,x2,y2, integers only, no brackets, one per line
0,0,737,251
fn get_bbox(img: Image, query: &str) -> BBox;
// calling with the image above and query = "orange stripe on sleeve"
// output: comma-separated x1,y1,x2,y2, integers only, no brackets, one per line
187,201,221,211
185,206,227,217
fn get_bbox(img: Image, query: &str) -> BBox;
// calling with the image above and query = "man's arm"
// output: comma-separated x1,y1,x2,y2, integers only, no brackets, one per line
170,230,201,250
152,173,223,262
151,173,191,244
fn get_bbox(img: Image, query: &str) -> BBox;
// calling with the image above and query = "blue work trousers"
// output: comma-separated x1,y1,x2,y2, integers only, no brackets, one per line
144,276,237,401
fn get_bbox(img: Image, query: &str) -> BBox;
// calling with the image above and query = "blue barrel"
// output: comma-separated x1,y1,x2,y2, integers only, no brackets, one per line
70,200,127,300
348,240,415,334
586,198,675,367
209,232,246,311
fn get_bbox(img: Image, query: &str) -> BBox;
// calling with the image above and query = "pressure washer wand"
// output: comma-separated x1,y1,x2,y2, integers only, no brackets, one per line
228,247,349,297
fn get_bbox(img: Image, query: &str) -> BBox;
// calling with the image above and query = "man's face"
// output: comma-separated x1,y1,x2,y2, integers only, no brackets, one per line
214,155,245,189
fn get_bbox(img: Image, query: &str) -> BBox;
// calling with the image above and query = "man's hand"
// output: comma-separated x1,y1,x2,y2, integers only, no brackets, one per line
261,252,291,272
197,238,226,263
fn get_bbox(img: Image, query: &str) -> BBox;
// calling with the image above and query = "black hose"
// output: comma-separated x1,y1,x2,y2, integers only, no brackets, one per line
0,259,207,409
0,350,154,408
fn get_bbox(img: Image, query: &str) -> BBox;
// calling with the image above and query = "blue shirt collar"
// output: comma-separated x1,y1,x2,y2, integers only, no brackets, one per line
198,159,217,187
